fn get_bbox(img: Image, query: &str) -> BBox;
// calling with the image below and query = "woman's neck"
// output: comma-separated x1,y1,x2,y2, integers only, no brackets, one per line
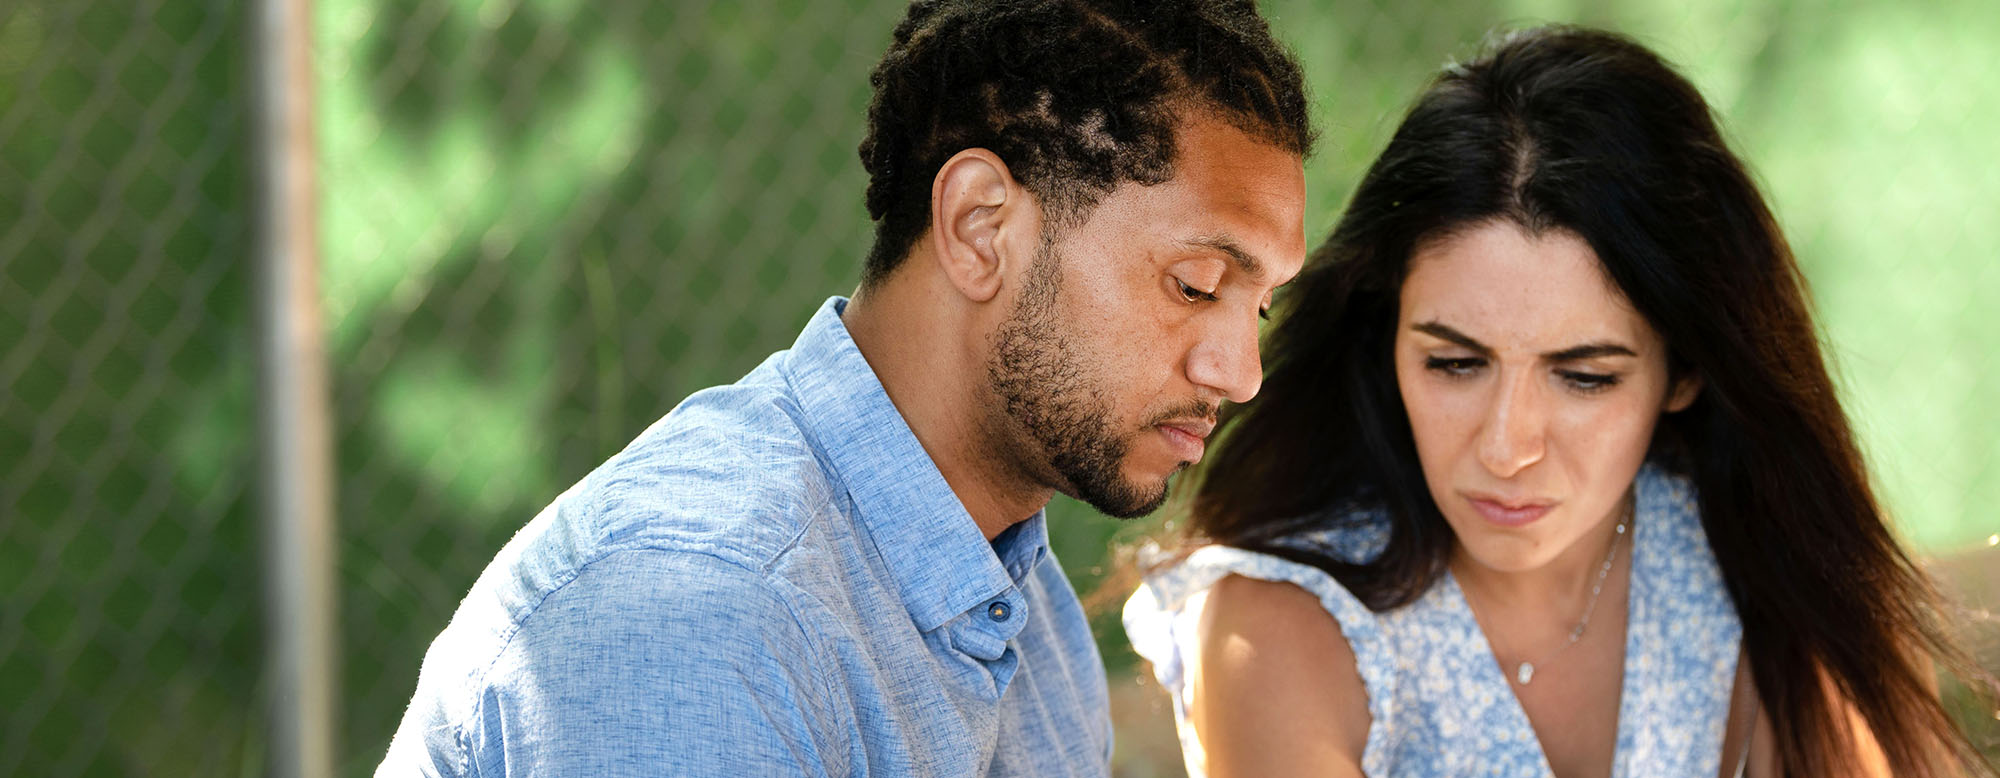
1451,491,1634,610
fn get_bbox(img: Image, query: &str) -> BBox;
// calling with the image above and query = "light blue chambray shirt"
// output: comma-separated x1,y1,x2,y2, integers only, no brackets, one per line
377,297,1113,777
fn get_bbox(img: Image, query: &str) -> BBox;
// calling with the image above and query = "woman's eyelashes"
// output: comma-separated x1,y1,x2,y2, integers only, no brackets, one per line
1424,355,1484,377
1421,356,1624,393
1556,369,1620,393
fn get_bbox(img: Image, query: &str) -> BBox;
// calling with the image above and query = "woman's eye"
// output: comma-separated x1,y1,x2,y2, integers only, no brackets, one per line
1424,356,1484,377
1174,278,1218,304
1558,370,1620,393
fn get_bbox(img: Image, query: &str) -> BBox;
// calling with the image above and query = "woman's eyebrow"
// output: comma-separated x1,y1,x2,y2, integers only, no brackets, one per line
1413,321,1637,362
1544,342,1638,361
1411,321,1490,356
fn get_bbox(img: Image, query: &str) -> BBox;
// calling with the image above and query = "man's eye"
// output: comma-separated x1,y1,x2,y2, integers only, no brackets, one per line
1424,356,1484,377
1175,279,1218,303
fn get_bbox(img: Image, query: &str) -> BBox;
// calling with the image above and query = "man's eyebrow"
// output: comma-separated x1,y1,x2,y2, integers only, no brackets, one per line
1182,235,1266,282
1412,321,1639,361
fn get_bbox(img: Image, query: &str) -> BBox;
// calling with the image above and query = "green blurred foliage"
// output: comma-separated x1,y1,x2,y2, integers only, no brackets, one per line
2,0,1996,775
1,1,262,775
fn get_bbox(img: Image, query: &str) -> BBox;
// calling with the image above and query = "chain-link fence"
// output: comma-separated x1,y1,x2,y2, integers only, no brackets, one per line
2,1,260,775
4,1,1998,776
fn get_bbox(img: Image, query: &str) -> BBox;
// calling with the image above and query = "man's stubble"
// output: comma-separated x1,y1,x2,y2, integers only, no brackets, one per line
986,239,1189,519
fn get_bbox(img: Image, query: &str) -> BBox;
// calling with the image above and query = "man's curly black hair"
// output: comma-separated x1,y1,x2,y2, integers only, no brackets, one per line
857,0,1316,286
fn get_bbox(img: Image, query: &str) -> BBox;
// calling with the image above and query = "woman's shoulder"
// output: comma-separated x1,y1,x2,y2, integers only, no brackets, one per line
1123,508,1402,776
1123,538,1384,677
1196,571,1367,684
1186,572,1372,775
1123,506,1393,653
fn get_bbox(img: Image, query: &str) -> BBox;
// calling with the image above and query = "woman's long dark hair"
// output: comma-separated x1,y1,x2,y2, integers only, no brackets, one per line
1186,26,1990,776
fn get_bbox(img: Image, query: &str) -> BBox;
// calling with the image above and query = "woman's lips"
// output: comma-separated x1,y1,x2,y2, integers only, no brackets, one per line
1466,495,1554,527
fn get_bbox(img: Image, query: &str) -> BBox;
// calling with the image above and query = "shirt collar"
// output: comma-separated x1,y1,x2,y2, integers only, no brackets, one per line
781,297,1046,632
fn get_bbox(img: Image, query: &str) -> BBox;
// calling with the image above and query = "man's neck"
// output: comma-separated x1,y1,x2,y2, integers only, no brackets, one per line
842,277,1050,540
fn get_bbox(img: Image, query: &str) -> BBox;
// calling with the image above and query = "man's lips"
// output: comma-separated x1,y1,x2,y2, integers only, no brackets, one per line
1155,418,1215,462
1157,418,1216,440
1463,492,1557,527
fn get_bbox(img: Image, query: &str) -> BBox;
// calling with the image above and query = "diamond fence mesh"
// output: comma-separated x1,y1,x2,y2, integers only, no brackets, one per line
1,1,260,776
4,1,1998,776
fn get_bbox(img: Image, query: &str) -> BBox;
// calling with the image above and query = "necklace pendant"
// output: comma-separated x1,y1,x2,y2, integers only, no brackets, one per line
1516,662,1535,685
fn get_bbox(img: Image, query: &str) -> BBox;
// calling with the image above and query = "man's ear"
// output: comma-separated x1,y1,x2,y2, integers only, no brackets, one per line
1664,371,1703,413
928,148,1036,303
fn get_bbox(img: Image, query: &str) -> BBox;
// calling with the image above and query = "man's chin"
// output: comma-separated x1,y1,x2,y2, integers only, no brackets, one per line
1067,471,1176,519
1084,493,1167,519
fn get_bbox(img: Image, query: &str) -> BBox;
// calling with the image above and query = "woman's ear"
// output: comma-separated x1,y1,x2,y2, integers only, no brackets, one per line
1664,371,1703,413
928,148,1036,303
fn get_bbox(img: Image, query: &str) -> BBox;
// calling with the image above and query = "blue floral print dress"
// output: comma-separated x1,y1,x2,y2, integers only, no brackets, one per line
1124,464,1743,777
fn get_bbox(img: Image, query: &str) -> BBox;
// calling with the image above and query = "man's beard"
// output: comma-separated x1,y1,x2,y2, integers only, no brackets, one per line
986,241,1185,518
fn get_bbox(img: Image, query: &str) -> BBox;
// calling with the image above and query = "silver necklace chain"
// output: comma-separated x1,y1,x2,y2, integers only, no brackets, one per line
1510,500,1631,686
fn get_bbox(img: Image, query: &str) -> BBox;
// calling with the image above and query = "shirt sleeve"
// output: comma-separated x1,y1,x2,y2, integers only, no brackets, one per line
462,548,846,777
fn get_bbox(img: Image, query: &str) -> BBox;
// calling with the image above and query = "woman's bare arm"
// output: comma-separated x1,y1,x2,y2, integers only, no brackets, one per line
1727,650,1891,778
1189,574,1372,778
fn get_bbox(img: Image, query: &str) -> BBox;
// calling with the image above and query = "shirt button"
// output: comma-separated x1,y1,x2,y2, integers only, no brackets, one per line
987,601,1010,622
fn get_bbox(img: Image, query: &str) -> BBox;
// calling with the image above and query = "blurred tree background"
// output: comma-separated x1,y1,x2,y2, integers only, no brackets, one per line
2,0,1996,775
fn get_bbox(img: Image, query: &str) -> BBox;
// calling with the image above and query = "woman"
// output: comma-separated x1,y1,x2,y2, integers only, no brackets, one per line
1124,26,1990,778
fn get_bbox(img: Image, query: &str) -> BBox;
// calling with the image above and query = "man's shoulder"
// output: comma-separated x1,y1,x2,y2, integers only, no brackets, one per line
574,368,850,570
380,547,848,777
451,358,862,657
517,547,818,649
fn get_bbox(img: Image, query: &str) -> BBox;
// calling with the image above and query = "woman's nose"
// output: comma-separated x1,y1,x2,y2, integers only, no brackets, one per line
1476,371,1546,478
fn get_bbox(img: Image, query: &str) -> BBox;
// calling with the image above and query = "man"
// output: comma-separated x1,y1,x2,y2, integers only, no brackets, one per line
377,1,1312,774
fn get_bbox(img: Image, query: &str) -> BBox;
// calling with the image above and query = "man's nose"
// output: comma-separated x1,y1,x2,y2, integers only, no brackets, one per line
1186,311,1264,404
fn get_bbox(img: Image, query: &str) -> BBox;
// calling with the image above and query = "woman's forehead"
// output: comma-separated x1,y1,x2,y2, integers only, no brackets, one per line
1399,222,1656,352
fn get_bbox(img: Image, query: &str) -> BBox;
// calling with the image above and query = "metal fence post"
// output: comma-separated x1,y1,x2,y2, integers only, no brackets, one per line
254,0,337,775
